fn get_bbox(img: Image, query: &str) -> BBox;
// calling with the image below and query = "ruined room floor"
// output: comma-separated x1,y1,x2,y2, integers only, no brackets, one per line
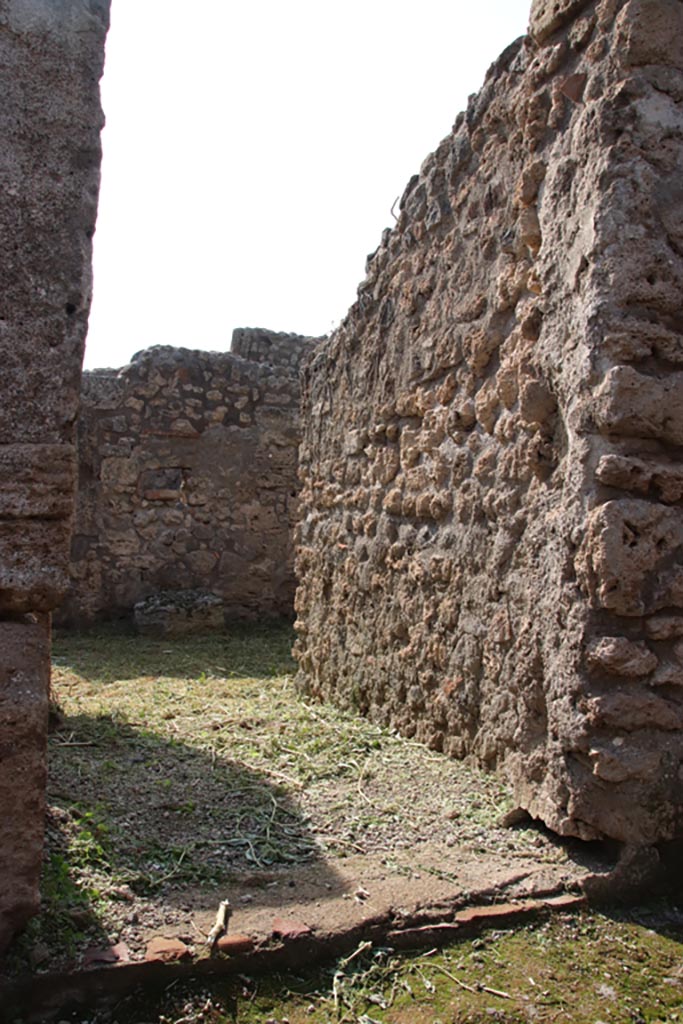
4,624,611,981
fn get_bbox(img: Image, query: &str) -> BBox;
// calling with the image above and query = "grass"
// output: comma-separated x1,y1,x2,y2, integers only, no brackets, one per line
45,621,534,882
31,907,683,1023
242,909,683,1024
8,621,552,980
4,623,683,1022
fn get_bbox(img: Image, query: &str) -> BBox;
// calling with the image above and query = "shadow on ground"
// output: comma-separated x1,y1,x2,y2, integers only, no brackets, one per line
47,711,343,894
3,705,344,981
2,618,348,978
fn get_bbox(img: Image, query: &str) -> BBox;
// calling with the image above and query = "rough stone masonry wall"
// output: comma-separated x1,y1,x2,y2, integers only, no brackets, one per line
0,0,109,951
59,330,317,626
295,0,683,846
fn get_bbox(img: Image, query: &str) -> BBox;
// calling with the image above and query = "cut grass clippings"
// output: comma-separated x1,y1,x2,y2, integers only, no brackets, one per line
4,623,683,1023
4,621,573,979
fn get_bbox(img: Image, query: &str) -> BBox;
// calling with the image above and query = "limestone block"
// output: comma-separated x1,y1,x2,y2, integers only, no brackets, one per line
654,565,683,611
519,378,556,428
588,688,683,731
344,429,368,455
604,321,683,365
185,549,218,575
577,501,683,615
0,615,50,954
645,615,683,641
516,161,547,207
100,456,139,491
596,454,683,503
649,659,683,687
518,207,542,254
588,742,662,784
474,379,500,433
372,448,400,485
586,636,658,677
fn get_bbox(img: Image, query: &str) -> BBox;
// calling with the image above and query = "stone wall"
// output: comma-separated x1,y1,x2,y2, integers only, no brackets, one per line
231,326,317,368
0,0,109,951
294,0,683,846
59,330,318,626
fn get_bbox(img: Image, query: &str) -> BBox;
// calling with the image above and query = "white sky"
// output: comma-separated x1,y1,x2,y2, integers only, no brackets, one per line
84,0,531,370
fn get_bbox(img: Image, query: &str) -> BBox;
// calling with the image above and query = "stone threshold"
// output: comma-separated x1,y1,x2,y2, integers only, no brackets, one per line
1,884,586,1023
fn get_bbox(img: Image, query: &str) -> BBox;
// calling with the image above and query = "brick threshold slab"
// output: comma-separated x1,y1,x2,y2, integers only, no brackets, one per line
1,881,588,1023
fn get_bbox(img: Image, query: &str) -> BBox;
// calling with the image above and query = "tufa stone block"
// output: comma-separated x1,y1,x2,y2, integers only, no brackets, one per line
0,615,50,954
616,0,683,71
0,519,72,614
528,0,593,43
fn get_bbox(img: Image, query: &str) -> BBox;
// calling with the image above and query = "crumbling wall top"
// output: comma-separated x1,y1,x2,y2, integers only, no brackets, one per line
230,327,320,370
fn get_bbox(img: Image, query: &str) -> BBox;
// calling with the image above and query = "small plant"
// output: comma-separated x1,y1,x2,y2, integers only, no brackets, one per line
69,805,111,869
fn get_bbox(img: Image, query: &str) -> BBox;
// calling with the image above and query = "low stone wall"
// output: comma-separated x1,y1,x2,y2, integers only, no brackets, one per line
0,0,109,951
294,0,683,846
59,331,318,626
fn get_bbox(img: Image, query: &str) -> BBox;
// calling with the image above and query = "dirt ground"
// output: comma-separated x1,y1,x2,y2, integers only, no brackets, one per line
2,622,617,990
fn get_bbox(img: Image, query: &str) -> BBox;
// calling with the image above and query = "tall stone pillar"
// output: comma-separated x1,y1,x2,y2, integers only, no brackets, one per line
0,0,110,951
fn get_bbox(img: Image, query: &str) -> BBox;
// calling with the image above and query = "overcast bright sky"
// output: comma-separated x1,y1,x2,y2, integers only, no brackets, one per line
84,1,531,370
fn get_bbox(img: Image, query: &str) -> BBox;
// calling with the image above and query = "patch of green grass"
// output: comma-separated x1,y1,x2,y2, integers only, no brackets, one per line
41,907,683,1024
68,804,112,869
2,846,107,976
41,852,90,924
52,619,296,685
226,908,683,1024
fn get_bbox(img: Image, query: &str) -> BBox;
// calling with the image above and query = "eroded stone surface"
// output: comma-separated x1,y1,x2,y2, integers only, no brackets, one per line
0,0,109,614
59,331,319,626
0,0,110,950
529,0,593,42
0,617,50,954
294,0,683,845
586,638,658,678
